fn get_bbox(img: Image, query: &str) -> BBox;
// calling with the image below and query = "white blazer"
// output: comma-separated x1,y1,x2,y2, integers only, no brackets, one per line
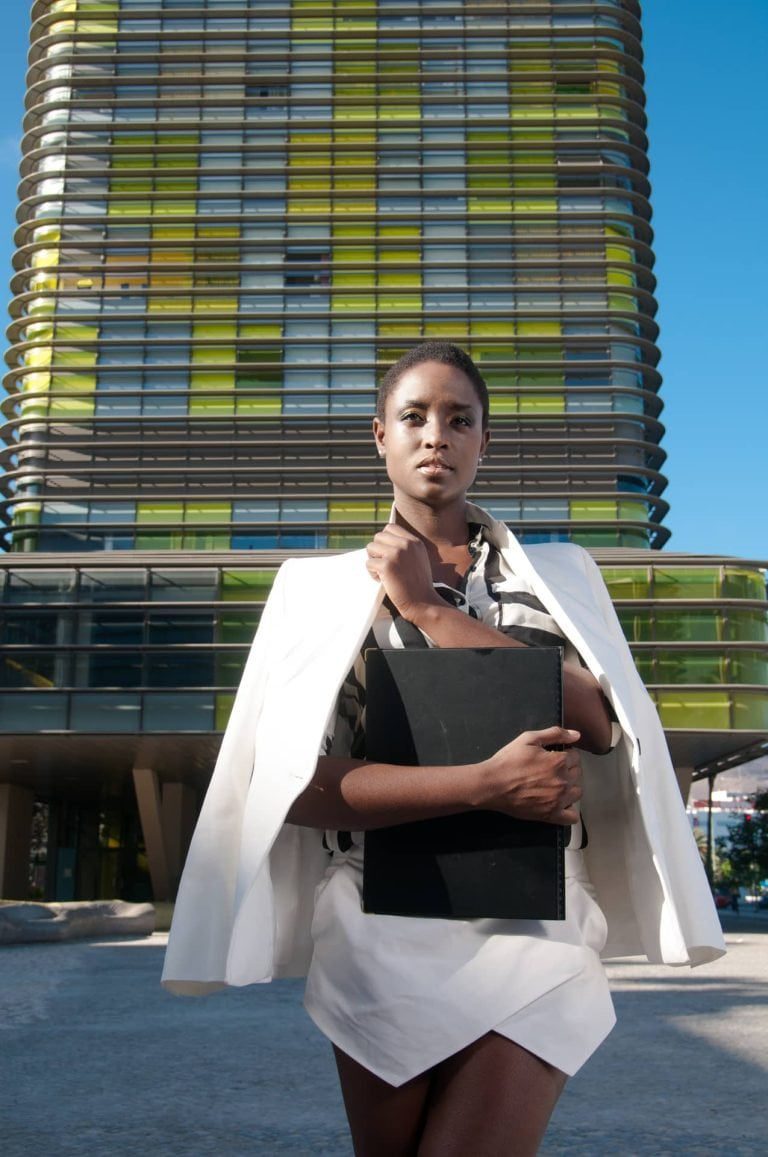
162,508,725,994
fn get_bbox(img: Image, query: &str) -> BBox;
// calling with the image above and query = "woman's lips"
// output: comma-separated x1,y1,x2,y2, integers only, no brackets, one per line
417,460,452,477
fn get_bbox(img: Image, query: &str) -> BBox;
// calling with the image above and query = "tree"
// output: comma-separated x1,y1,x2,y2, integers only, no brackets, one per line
715,791,768,895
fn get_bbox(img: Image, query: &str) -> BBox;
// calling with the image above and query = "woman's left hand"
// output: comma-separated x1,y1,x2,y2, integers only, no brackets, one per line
365,525,440,621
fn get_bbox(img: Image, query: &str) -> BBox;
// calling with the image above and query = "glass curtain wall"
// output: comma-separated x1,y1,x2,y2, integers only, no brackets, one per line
3,0,666,553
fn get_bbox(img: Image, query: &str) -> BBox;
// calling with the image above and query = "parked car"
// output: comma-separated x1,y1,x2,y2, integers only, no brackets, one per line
713,892,731,910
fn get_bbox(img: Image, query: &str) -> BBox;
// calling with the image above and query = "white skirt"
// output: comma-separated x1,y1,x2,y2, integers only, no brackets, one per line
304,842,616,1087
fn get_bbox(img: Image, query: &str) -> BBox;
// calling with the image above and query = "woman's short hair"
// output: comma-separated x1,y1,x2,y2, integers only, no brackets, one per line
377,342,489,427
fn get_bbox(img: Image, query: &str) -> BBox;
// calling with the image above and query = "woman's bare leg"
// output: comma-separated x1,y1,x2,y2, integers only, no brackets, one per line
333,1044,433,1157
417,1032,567,1157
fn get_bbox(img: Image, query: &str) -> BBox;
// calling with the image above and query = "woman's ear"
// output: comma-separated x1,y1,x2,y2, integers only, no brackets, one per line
480,427,491,456
372,416,386,457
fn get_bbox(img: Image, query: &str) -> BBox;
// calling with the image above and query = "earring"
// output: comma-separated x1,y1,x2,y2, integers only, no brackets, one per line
477,456,484,464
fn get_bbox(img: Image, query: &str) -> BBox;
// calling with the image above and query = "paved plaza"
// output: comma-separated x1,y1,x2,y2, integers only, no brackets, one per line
0,913,765,1156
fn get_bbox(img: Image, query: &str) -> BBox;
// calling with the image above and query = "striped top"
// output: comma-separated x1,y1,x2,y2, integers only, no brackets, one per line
323,519,617,851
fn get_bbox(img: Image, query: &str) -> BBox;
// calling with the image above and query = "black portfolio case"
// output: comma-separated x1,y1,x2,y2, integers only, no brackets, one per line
362,647,566,921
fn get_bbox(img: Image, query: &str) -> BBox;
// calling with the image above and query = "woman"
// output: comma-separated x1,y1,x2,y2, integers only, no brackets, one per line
163,343,724,1156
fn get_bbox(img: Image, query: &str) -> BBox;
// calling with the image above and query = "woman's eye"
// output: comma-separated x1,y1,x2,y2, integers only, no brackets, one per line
401,411,423,422
453,415,471,427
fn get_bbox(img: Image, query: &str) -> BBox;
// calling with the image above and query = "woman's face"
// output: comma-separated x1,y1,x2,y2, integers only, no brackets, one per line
373,360,490,512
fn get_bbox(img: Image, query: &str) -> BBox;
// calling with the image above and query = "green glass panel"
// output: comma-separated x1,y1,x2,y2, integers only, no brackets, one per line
727,651,768,685
721,568,766,600
653,611,720,643
617,609,652,643
654,690,732,730
652,568,719,599
221,571,277,601
599,568,650,599
217,612,262,646
724,611,768,643
655,652,724,685
732,692,768,730
631,652,654,682
215,692,236,731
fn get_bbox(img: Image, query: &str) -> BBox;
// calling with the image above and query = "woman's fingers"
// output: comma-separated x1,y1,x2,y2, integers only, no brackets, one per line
520,726,581,749
480,729,584,825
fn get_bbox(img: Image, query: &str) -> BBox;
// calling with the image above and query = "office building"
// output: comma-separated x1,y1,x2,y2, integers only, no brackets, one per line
1,0,765,900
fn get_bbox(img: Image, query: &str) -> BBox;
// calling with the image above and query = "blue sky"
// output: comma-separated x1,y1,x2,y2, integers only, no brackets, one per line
0,1,764,560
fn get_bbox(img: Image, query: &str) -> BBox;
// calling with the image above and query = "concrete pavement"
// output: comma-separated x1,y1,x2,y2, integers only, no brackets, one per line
0,914,765,1155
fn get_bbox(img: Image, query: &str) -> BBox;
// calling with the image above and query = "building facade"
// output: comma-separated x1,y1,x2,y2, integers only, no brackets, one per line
0,0,766,901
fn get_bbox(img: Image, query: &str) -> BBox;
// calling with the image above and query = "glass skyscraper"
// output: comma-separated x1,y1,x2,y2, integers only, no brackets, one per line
0,0,765,901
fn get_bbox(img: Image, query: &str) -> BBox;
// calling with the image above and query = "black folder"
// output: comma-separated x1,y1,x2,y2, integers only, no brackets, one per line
362,647,566,921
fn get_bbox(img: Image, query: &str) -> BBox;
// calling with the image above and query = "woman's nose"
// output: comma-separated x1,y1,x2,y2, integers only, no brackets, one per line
423,419,449,446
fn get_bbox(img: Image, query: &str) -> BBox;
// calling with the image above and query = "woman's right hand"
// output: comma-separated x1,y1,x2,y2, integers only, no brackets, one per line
474,726,583,825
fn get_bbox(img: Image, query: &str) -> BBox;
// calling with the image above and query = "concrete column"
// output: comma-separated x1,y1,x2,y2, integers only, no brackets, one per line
132,766,171,902
0,784,34,899
161,782,197,894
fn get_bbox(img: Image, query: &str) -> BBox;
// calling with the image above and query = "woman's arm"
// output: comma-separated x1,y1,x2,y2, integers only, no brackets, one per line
407,601,612,754
366,526,614,754
286,726,583,830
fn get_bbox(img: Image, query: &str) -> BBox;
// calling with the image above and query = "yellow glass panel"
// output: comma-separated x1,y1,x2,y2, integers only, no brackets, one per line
469,197,512,213
148,296,192,313
380,249,419,264
32,248,60,269
378,291,420,310
471,321,509,337
110,178,151,193
519,394,564,413
334,129,375,144
332,293,376,310
489,393,518,416
192,349,236,368
513,197,557,212
571,501,616,521
335,107,376,121
184,502,231,524
518,321,561,336
236,394,281,417
108,201,153,217
32,225,62,245
333,222,375,238
49,396,95,417
22,371,51,392
56,348,97,367
56,323,99,342
193,321,236,339
423,322,460,338
190,371,232,398
51,371,96,391
194,296,238,313
198,226,239,238
153,200,196,216
239,323,282,339
328,500,375,522
379,225,420,239
333,271,374,287
379,273,420,288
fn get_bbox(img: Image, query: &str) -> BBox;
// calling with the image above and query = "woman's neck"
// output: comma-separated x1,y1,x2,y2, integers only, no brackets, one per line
392,499,472,585
392,498,469,550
